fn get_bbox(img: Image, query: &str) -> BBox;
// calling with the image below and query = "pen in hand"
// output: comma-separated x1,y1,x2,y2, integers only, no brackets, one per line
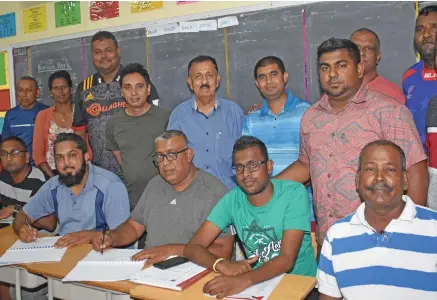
101,226,107,255
24,217,36,241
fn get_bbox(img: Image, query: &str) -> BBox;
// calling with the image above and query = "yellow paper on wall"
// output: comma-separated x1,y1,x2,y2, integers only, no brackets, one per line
23,4,47,34
130,1,163,13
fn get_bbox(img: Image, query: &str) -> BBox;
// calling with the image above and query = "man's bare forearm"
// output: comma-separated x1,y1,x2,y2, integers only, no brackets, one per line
274,160,310,184
110,222,142,247
184,244,220,269
239,255,293,286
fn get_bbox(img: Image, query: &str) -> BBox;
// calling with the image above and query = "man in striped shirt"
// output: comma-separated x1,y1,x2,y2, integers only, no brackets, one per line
318,140,437,300
0,136,47,220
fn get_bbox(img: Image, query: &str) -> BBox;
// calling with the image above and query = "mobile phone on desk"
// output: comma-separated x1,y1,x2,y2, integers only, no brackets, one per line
153,257,189,270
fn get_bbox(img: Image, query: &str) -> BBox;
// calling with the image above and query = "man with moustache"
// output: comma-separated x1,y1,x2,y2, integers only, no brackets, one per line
184,136,316,298
93,130,234,264
12,133,129,248
276,38,427,256
318,140,437,300
168,55,244,189
106,63,169,210
403,5,437,147
72,31,160,178
350,28,405,104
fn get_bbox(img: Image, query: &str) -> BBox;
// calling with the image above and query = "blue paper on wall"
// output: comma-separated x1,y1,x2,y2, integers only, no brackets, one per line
0,13,16,38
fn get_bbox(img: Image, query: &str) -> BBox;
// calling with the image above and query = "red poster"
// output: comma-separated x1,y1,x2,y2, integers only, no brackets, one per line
90,1,119,21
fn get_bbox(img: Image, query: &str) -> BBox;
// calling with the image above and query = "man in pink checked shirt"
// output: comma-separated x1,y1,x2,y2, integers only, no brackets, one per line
276,37,428,256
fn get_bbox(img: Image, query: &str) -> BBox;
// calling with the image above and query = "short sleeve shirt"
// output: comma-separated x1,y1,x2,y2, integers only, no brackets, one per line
131,170,229,248
207,179,317,277
299,84,426,244
23,163,130,235
105,105,170,209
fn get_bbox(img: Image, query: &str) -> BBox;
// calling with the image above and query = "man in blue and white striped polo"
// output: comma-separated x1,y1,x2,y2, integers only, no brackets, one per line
317,139,437,300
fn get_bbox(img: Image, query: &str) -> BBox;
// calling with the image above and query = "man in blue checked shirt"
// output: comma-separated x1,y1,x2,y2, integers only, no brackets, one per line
168,55,244,190
243,56,315,222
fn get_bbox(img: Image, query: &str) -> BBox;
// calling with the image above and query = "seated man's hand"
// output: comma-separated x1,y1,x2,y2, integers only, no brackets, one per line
216,256,258,276
18,224,37,243
133,245,175,264
54,231,95,248
0,206,13,220
91,231,114,252
203,274,252,299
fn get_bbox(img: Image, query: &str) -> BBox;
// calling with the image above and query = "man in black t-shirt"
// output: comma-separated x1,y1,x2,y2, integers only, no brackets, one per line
72,31,160,178
0,136,47,220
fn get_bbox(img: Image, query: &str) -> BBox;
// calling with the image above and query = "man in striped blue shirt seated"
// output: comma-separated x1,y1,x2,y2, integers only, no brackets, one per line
242,56,315,222
317,139,437,300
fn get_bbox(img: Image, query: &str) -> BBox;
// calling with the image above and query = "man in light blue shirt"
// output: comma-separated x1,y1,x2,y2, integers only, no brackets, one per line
168,55,244,189
243,56,315,221
13,133,129,248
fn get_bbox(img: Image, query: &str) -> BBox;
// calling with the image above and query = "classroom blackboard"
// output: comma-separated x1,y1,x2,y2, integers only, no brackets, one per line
12,1,418,111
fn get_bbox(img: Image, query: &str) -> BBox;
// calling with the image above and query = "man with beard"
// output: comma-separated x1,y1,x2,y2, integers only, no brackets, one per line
276,38,427,257
93,130,234,263
12,133,129,248
168,55,244,189
72,31,160,178
318,140,437,300
184,136,316,299
403,5,437,148
350,28,405,104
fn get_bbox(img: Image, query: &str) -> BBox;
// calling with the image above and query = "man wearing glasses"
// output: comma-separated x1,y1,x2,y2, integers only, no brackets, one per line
93,130,234,264
0,136,47,221
184,136,316,298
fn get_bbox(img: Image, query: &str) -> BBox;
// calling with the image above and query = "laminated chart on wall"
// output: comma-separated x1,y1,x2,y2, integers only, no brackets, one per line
0,13,16,38
55,1,82,28
130,1,163,13
0,51,8,89
23,4,47,34
90,1,119,21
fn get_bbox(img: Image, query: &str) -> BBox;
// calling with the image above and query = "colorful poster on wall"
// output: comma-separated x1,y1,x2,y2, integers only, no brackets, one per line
23,4,47,33
90,1,120,21
176,1,198,5
55,1,81,28
130,1,163,13
0,13,16,38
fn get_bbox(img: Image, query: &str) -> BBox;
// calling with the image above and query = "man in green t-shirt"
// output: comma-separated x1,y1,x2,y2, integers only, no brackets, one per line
184,136,317,298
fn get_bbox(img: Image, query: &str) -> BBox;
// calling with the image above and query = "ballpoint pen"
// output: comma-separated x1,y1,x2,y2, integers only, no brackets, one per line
101,226,107,255
24,217,32,231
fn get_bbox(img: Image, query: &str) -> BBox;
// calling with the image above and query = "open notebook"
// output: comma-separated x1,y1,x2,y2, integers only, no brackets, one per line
205,274,284,300
130,259,210,291
0,237,67,264
63,249,145,282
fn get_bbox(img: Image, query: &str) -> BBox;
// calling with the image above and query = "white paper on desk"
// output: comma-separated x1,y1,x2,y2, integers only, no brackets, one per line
198,19,218,31
217,16,239,28
0,262,15,267
0,237,66,264
205,274,284,300
130,260,207,291
63,249,145,282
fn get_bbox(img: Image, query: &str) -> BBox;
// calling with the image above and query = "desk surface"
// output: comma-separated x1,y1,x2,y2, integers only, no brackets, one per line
130,273,317,300
0,227,317,298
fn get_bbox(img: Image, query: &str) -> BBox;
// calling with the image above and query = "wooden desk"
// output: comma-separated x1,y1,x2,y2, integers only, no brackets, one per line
130,273,317,300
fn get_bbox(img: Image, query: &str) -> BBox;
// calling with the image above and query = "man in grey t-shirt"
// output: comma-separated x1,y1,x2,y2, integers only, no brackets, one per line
106,63,170,210
92,130,234,264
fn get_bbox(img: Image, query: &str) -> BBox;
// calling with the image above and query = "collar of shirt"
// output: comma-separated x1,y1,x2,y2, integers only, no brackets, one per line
57,162,96,193
350,195,417,227
317,82,368,112
259,89,300,117
96,65,123,84
191,96,221,115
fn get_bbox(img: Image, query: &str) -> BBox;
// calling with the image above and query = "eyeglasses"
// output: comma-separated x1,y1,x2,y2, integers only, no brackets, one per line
0,149,26,158
232,160,266,175
152,148,188,166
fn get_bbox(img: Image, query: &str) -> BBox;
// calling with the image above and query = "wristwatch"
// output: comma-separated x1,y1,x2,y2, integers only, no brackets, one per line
12,204,22,218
